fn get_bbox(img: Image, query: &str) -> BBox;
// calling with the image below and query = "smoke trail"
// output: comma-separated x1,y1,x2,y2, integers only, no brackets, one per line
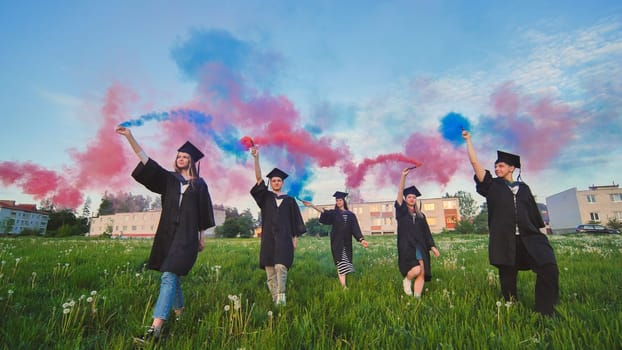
343,154,423,189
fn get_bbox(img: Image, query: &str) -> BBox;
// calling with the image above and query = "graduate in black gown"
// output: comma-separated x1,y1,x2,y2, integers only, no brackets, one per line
250,146,306,306
462,130,558,316
302,191,368,288
116,126,215,341
396,167,440,298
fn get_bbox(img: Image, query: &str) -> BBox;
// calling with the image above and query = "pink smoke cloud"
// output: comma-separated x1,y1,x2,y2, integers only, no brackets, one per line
485,82,578,171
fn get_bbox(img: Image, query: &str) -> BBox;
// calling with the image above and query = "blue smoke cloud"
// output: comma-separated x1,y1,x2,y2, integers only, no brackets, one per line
439,112,472,146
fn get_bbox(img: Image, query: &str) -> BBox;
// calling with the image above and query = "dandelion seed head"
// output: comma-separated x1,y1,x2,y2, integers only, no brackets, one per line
267,311,273,317
90,290,97,296
8,289,14,295
62,302,70,308
69,300,75,307
87,297,93,303
496,301,502,307
224,305,230,312
63,308,71,314
505,301,512,308
80,295,86,300
64,263,69,267
564,267,568,271
15,258,21,263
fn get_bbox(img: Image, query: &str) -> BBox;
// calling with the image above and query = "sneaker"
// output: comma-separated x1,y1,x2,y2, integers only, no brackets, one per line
402,278,413,296
133,326,162,344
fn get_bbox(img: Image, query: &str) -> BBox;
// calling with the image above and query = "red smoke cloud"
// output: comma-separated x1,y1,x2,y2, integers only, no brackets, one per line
343,154,422,189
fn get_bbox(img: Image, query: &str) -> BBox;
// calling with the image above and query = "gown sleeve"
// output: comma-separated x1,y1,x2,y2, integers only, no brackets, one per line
351,213,365,242
319,209,335,225
250,181,269,207
131,158,169,195
475,170,494,197
290,198,307,237
198,178,216,230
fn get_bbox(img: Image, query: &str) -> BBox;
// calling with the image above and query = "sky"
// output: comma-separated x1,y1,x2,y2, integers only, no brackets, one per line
1,0,621,216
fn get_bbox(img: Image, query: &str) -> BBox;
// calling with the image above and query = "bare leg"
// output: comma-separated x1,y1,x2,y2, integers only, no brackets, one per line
403,265,421,296
412,260,425,298
338,273,347,288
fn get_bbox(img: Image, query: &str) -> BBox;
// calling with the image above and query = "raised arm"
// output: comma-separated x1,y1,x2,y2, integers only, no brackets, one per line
396,168,409,206
116,126,148,164
462,130,485,183
301,200,325,213
251,147,262,185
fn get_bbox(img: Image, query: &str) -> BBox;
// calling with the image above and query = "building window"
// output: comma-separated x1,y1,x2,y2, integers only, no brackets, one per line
443,201,457,209
610,193,622,202
131,225,137,231
423,203,435,211
427,217,437,226
590,212,600,221
587,194,596,203
615,212,622,220
383,217,393,225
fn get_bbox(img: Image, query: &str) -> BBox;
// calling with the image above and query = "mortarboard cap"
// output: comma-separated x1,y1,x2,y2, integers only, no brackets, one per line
266,168,289,180
333,191,348,199
495,150,521,168
403,185,421,197
177,141,204,162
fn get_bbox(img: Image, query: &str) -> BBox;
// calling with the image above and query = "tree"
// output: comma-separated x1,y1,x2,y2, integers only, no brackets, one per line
1,218,15,234
97,191,152,215
305,218,331,237
607,218,622,230
215,208,255,238
454,191,478,219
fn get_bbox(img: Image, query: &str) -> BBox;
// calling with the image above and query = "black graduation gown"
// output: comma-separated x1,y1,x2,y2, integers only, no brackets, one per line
319,209,364,266
251,182,306,269
395,201,436,281
475,170,557,268
132,158,215,276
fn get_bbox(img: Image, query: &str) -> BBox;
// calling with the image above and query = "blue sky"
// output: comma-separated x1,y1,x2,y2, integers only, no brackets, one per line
1,1,621,213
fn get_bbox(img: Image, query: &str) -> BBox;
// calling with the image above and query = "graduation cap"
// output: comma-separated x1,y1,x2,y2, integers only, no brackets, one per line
495,150,521,168
266,168,289,180
403,185,421,197
333,191,348,199
177,141,204,163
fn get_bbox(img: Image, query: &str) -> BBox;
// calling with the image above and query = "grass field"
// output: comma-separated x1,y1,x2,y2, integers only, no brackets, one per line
0,233,620,349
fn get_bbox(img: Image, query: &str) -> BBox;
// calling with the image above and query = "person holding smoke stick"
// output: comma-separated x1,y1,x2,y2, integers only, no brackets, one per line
395,167,440,298
250,145,306,306
116,126,215,342
462,130,558,316
302,191,368,289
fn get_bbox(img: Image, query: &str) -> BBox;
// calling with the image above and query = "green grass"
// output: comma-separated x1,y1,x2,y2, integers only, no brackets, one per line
0,233,620,349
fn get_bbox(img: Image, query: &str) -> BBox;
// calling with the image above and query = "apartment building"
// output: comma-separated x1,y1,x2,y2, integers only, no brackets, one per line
546,184,622,233
0,200,49,235
300,197,460,235
89,206,226,238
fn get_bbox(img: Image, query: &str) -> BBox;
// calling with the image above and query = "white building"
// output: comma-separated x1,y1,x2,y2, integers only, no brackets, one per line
89,206,226,238
0,200,49,235
546,184,622,233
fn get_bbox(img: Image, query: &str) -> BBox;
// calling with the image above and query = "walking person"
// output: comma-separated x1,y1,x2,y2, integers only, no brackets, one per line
462,130,558,316
302,191,369,289
396,168,440,298
250,146,306,306
116,126,215,342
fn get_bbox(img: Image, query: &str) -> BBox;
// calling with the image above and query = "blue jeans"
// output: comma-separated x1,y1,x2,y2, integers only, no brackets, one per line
152,272,184,320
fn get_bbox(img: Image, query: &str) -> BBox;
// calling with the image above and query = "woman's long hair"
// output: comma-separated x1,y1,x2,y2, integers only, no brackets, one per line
335,199,349,211
174,155,198,186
